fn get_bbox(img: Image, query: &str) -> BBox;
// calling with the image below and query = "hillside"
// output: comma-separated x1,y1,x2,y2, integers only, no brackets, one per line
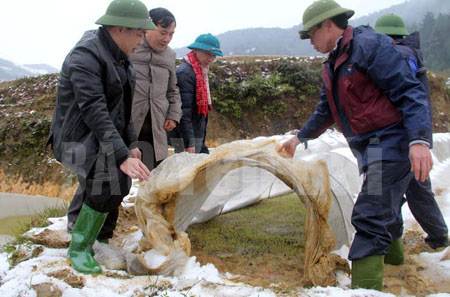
349,0,450,29
175,26,310,58
0,57,449,198
0,75,76,198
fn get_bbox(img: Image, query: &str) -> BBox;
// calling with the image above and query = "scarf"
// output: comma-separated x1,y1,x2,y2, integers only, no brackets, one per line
185,51,212,117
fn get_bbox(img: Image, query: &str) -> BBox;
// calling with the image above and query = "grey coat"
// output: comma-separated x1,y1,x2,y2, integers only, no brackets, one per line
48,27,137,178
130,39,181,161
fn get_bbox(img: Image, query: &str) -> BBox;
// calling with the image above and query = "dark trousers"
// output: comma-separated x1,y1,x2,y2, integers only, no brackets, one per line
169,135,209,154
349,160,413,261
167,116,209,154
405,178,448,244
68,113,165,238
67,152,132,240
138,112,163,170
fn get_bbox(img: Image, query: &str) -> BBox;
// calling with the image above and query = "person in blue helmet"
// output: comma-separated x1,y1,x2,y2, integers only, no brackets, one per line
279,0,433,291
167,33,223,154
375,13,448,251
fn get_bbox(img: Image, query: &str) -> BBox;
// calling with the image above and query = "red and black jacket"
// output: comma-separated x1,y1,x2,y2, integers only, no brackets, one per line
297,26,431,171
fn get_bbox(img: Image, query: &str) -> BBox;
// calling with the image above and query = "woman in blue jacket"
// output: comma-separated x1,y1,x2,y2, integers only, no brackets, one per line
168,33,223,154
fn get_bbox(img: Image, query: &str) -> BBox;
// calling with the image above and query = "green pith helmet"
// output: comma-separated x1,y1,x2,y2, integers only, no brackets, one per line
299,0,355,39
96,0,156,30
375,14,409,36
188,33,223,57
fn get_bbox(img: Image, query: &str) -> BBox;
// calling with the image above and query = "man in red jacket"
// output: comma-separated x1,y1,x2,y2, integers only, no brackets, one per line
279,0,433,291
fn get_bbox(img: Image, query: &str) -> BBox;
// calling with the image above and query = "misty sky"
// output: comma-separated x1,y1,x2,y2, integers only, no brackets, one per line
0,0,406,69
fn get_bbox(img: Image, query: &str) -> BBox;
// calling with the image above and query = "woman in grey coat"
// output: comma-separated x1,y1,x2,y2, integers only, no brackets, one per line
130,8,181,169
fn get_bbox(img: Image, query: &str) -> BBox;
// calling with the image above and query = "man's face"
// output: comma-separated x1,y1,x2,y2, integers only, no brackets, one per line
146,23,176,51
309,20,336,54
117,28,146,56
194,49,216,68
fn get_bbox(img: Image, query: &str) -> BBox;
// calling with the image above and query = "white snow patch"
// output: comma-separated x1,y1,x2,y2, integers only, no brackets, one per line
143,249,167,269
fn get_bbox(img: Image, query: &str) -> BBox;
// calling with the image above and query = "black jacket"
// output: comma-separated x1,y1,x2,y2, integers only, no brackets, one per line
169,61,208,153
48,27,137,177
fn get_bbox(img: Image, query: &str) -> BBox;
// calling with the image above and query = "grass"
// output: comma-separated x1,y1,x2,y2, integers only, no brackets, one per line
12,205,68,241
186,193,306,257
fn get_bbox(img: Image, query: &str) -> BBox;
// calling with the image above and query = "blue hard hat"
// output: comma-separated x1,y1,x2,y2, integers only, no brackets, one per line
187,33,223,57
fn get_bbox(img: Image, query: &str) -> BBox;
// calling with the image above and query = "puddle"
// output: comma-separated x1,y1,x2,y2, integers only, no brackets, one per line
0,193,68,244
0,215,35,235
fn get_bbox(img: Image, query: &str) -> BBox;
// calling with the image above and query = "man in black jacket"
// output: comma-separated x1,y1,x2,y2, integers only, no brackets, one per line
48,0,153,274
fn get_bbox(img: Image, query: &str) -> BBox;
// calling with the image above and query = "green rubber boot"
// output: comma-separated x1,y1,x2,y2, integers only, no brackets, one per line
384,238,404,265
351,255,384,291
67,203,107,274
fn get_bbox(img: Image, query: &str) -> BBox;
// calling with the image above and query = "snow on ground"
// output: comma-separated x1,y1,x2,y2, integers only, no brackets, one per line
1,131,450,296
403,158,450,234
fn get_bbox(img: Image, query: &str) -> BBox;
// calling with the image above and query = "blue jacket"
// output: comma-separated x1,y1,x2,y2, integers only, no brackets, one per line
167,61,209,153
395,32,430,95
395,31,433,147
297,26,431,172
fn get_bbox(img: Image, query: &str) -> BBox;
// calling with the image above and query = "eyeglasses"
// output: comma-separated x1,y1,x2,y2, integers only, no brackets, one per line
298,22,323,40
298,30,310,39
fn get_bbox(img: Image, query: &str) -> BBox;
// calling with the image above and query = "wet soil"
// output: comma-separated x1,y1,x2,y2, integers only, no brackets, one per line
21,200,450,296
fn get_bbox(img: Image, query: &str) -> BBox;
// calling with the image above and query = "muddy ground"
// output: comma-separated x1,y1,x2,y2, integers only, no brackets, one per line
189,229,449,296
25,205,449,297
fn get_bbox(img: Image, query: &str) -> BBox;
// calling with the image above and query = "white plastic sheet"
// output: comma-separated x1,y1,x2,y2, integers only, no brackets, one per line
135,139,342,285
133,130,450,285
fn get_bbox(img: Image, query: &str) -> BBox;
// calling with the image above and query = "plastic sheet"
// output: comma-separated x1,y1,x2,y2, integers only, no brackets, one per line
133,131,450,283
135,140,343,285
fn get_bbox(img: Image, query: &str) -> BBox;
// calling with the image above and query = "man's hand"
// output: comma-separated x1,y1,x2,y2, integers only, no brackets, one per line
120,158,151,181
409,143,433,182
129,147,142,160
164,119,177,132
277,136,301,157
184,147,195,154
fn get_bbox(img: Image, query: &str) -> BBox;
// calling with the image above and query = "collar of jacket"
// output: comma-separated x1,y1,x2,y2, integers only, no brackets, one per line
396,31,420,50
142,37,168,54
142,37,157,56
339,25,354,52
142,37,151,50
327,25,354,71
98,26,130,65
